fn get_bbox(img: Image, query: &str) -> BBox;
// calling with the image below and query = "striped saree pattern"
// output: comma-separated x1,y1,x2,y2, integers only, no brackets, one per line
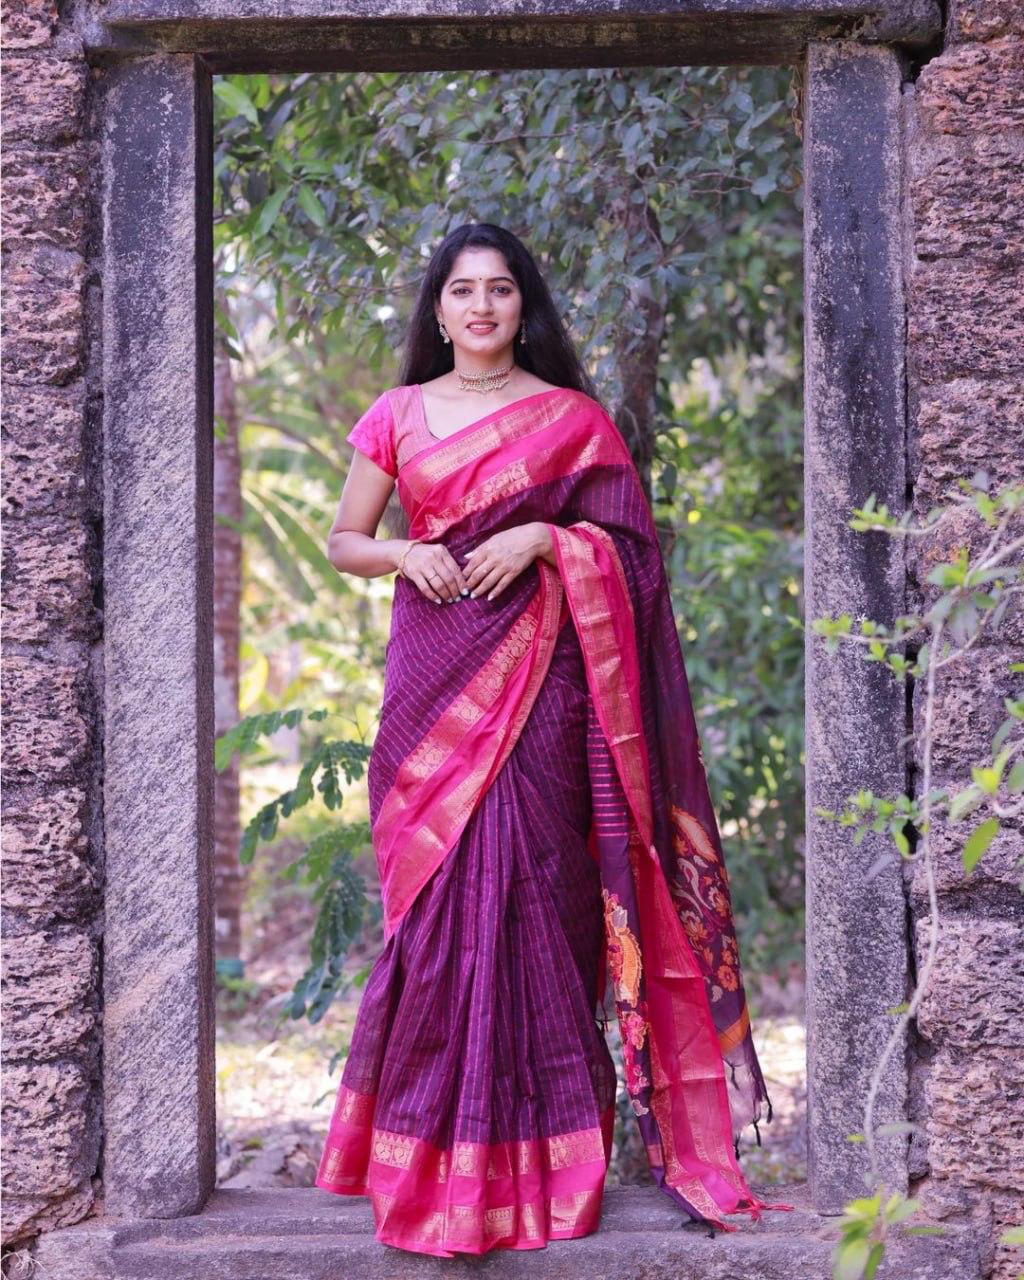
315,386,791,1254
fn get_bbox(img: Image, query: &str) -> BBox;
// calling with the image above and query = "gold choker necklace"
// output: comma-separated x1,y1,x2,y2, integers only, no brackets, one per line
456,362,514,394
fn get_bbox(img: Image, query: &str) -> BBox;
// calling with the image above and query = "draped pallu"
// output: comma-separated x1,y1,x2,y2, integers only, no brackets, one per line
315,385,792,1255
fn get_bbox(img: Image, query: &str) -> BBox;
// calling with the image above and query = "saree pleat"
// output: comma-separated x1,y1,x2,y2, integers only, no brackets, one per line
316,618,618,1255
316,385,793,1254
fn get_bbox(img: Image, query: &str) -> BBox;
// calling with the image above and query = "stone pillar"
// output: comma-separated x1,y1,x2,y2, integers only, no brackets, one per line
802,41,911,1212
100,53,217,1218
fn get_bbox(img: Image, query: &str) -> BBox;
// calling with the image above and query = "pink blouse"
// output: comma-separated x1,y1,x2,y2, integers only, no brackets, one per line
346,385,441,478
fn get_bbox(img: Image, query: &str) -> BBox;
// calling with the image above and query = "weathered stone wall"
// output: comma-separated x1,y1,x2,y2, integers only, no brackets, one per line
903,3,1024,1278
1,0,104,1248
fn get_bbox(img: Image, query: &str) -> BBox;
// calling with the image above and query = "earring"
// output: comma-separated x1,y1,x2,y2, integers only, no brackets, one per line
519,320,527,345
438,320,451,344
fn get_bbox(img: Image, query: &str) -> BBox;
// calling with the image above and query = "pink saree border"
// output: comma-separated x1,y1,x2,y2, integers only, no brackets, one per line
376,561,564,939
316,1083,614,1256
397,390,630,537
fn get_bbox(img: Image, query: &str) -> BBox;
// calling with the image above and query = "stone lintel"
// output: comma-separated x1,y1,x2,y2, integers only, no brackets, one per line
83,1,942,70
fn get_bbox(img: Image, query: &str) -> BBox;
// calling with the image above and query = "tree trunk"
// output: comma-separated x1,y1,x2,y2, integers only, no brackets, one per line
213,347,245,975
612,197,666,502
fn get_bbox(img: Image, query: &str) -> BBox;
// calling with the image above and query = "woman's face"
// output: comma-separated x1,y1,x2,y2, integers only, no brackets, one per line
434,247,522,363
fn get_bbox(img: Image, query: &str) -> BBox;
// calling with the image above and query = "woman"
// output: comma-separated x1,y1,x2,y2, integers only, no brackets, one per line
314,222,791,1256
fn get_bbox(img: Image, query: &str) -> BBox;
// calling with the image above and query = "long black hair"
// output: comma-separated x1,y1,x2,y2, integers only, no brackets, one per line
398,223,597,399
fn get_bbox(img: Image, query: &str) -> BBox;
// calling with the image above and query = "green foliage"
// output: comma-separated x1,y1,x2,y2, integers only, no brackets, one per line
216,710,376,1024
832,1190,942,1280
238,737,372,865
214,706,329,772
213,66,801,409
282,825,382,1024
813,478,1024,882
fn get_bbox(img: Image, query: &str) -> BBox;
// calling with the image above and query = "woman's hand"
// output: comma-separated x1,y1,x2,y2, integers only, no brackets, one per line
461,523,553,601
402,540,471,604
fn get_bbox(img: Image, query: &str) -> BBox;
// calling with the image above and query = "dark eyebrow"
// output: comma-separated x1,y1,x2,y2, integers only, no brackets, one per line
447,276,516,286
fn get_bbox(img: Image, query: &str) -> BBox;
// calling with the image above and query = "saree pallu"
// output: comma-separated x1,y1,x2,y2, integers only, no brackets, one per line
315,387,792,1255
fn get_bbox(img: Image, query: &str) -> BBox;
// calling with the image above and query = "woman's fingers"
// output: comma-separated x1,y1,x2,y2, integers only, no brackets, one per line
483,571,515,601
407,541,523,604
411,566,444,604
468,561,510,598
461,547,486,590
414,549,466,603
463,550,502,592
425,560,460,602
440,548,471,594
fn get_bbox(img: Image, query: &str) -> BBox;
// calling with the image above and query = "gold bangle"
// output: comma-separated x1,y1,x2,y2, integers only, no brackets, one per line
397,538,420,577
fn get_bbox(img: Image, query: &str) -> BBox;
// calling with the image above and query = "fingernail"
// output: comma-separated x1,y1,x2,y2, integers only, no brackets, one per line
460,587,469,596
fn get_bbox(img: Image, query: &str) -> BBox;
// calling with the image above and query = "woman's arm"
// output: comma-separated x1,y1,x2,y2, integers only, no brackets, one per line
326,452,408,578
327,452,471,602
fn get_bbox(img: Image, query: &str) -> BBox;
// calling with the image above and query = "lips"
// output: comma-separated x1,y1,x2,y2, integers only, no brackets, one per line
467,323,497,333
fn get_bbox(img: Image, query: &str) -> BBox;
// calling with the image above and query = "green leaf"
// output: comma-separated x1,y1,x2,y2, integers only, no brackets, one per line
214,80,260,125
864,1241,885,1280
255,186,290,238
297,184,327,228
948,785,984,823
835,1236,871,1280
962,817,999,875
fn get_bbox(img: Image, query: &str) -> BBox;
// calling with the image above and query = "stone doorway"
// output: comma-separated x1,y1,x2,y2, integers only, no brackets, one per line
37,2,963,1274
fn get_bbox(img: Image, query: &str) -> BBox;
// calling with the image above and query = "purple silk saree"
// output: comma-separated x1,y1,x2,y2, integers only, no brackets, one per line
315,384,792,1256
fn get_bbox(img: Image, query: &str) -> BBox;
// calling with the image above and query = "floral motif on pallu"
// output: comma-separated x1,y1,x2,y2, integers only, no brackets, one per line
666,804,742,1009
619,1004,652,1114
601,888,652,1115
602,888,643,1005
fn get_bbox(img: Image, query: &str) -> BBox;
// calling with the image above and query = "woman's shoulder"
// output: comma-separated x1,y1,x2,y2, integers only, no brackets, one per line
560,386,612,421
346,391,400,477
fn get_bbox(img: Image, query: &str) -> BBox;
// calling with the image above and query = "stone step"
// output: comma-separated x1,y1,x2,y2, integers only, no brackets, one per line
31,1184,981,1280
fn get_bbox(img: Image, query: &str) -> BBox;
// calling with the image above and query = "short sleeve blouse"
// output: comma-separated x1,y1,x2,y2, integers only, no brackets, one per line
346,392,398,478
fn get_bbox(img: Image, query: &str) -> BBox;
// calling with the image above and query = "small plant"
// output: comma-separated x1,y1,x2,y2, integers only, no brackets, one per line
812,475,1023,1279
215,707,378,1029
215,970,262,1016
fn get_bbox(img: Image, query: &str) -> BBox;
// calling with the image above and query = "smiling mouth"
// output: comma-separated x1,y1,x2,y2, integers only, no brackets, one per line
467,323,497,332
